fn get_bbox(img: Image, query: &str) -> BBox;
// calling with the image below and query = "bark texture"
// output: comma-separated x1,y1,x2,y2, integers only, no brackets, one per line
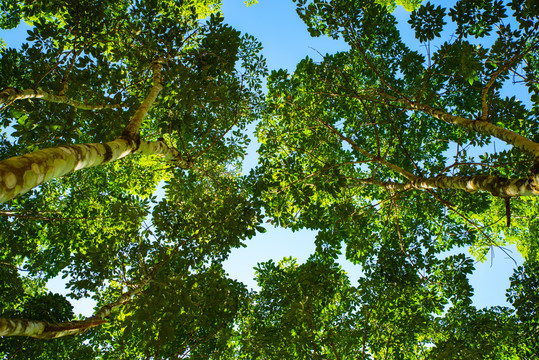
0,88,121,110
359,174,539,197
0,318,45,337
0,138,190,203
0,60,170,203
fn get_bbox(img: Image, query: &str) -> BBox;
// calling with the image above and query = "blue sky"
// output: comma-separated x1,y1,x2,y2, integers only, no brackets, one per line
0,0,526,315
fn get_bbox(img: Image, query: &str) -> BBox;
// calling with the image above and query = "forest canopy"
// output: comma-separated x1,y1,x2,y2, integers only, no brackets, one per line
0,0,538,358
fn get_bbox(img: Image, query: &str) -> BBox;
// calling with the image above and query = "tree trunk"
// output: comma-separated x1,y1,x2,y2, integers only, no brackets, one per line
0,60,168,203
0,137,189,203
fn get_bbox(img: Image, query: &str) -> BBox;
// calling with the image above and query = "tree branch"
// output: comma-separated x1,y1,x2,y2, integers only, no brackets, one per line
122,59,165,138
375,90,539,159
0,138,191,203
0,88,122,111
350,173,539,197
317,118,417,181
0,243,183,339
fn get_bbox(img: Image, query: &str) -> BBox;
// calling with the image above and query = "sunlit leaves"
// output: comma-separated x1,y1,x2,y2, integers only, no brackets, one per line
430,306,525,359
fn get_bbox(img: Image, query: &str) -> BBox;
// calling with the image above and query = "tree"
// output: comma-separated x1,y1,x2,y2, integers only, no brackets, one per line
506,261,539,356
257,0,539,262
1,0,538,358
0,0,266,354
0,0,265,202
248,1,539,357
233,256,360,359
228,252,532,359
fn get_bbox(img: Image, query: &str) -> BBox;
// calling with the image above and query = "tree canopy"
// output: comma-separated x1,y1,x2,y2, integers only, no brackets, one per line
0,0,538,358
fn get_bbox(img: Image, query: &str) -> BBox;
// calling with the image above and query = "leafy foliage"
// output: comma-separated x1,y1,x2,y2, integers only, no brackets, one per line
228,253,531,359
258,0,539,265
409,2,446,42
0,0,537,358
0,0,266,356
0,268,95,359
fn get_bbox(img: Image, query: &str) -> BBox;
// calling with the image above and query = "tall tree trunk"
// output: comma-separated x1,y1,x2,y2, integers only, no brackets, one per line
0,138,189,203
0,60,176,203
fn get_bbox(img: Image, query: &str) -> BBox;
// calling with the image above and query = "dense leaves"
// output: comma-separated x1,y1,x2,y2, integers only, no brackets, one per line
229,254,533,359
0,0,266,356
0,0,537,358
258,0,539,264
249,1,538,357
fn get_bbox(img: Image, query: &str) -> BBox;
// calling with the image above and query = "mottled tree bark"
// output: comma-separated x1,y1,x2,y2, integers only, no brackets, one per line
0,88,121,110
0,318,106,339
0,60,181,203
356,173,539,197
0,278,149,338
122,60,164,138
0,138,190,203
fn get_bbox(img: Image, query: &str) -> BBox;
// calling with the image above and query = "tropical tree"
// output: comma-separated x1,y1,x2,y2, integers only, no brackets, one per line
228,253,533,359
250,0,539,359
1,0,538,358
232,256,360,359
0,0,266,353
248,1,538,356
0,0,265,202
506,260,539,356
257,0,539,263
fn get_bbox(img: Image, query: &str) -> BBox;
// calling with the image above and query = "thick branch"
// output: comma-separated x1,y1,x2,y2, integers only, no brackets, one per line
377,91,539,159
353,173,539,197
0,138,191,203
0,243,183,339
0,88,121,110
0,278,149,339
122,59,164,138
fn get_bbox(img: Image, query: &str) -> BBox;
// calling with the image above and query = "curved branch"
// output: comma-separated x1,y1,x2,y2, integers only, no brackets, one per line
376,91,539,159
0,281,147,339
0,242,184,339
0,88,122,111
